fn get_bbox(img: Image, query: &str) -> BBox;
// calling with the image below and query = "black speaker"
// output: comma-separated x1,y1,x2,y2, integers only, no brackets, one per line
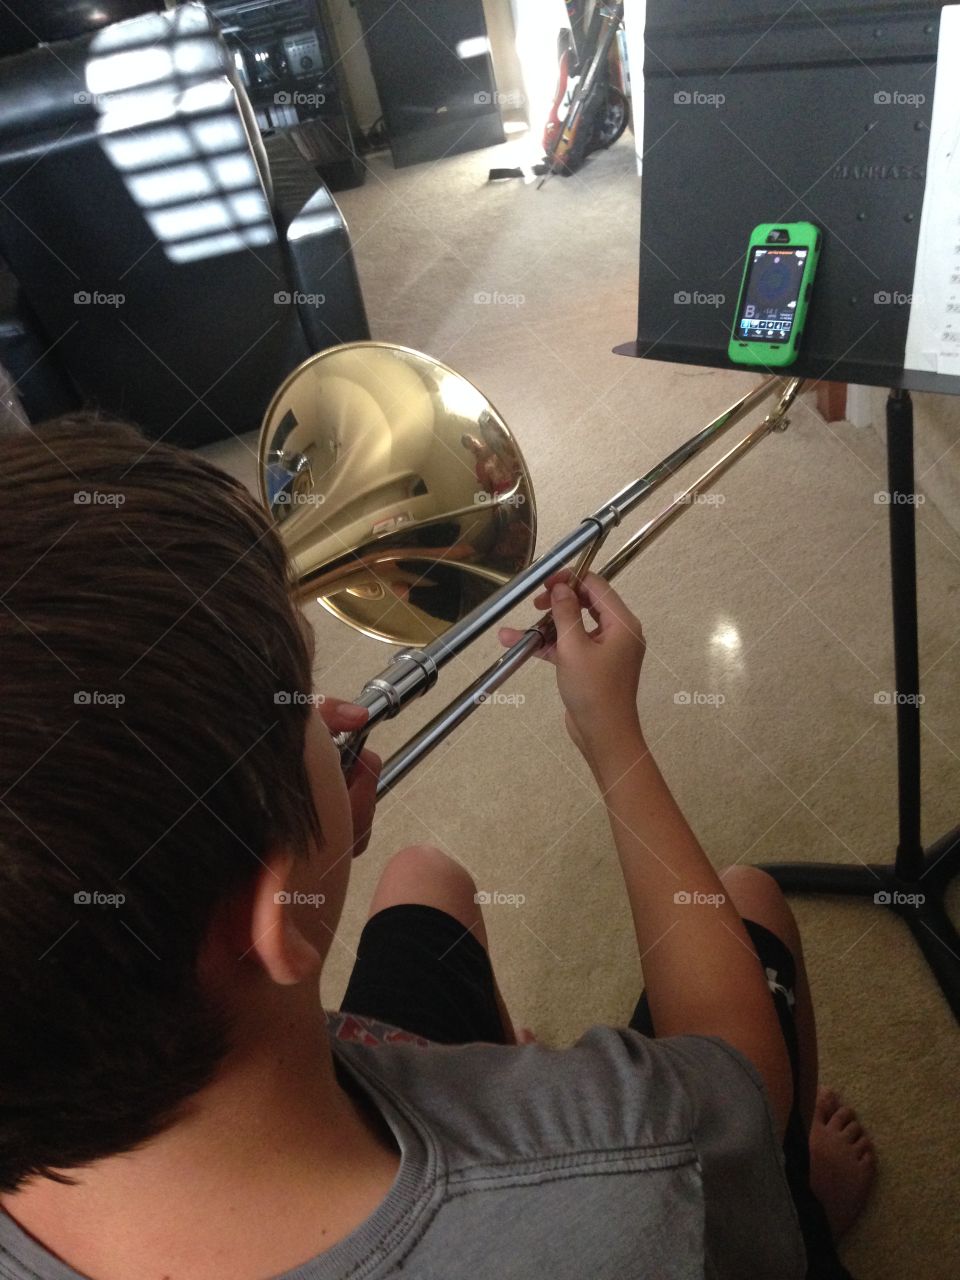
357,0,505,167
0,1,156,56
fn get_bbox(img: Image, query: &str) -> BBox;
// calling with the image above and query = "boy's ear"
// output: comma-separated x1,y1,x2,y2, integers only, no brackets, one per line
236,850,323,985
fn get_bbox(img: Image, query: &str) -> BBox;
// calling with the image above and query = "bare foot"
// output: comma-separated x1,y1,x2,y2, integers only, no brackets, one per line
808,1087,877,1240
515,1027,538,1045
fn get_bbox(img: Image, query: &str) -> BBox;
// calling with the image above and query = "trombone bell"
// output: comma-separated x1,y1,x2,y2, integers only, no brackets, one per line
258,342,537,646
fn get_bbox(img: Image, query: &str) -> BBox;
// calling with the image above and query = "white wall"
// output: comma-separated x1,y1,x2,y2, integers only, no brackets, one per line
482,0,526,124
508,0,568,140
622,0,645,172
324,0,382,133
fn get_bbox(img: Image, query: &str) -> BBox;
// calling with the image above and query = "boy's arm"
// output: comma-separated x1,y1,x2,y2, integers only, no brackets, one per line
501,574,792,1140
589,728,792,1139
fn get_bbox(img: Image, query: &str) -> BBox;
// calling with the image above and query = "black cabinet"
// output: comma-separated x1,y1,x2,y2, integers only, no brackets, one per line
356,0,504,167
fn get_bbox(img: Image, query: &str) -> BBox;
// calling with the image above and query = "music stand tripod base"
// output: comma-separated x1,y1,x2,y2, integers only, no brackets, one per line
760,389,960,1024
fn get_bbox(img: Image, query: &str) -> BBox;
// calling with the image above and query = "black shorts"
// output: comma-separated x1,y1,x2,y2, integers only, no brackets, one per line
341,904,852,1280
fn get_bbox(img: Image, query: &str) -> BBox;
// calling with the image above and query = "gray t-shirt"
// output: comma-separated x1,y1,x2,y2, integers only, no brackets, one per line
0,1013,806,1279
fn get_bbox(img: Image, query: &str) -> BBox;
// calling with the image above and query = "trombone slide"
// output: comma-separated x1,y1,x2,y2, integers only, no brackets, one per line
372,375,803,793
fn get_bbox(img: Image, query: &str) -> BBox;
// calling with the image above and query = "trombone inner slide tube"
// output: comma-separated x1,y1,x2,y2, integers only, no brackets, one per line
375,375,803,795
337,373,786,759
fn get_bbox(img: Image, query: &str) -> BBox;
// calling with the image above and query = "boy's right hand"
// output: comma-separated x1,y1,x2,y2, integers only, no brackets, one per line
498,571,645,766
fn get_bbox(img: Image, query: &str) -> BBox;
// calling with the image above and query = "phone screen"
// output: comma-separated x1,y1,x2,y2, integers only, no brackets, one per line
734,246,808,344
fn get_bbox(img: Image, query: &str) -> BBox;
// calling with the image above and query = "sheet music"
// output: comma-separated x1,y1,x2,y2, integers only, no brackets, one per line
905,4,960,374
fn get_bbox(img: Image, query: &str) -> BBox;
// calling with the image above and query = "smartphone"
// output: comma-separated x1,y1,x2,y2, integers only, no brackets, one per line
727,222,821,367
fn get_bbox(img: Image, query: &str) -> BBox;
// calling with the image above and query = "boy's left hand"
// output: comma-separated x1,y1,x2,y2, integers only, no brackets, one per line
318,698,382,857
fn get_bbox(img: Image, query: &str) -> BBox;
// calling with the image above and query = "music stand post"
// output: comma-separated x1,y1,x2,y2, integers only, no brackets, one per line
759,389,960,1022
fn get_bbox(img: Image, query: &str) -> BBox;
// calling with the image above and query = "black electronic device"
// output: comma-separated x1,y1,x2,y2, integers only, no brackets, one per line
727,222,821,366
205,0,364,189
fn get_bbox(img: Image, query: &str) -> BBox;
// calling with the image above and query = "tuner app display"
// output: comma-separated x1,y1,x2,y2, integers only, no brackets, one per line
735,247,807,343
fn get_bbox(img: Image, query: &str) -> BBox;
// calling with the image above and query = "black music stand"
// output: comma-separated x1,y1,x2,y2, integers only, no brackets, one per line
615,0,960,1021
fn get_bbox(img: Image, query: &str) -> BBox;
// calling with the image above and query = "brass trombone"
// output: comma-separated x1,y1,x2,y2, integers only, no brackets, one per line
258,342,803,795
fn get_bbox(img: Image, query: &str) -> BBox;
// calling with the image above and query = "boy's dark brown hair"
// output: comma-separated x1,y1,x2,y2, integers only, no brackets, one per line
0,415,321,1193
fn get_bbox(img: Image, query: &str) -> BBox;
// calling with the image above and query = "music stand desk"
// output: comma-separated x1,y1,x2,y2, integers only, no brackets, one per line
617,0,960,1021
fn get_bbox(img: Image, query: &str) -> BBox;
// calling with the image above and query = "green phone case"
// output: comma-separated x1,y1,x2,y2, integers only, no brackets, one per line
727,221,820,368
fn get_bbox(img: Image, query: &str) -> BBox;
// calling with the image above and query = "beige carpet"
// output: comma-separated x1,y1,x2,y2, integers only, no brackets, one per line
206,133,960,1279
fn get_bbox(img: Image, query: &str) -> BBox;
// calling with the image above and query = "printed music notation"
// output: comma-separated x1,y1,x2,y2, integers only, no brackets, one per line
905,5,960,375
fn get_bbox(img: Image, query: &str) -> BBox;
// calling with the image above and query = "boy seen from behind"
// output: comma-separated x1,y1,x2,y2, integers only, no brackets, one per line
0,418,874,1280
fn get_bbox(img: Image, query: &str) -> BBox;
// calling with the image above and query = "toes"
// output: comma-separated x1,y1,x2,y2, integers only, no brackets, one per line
816,1086,841,1120
830,1105,857,1131
858,1148,878,1182
844,1121,864,1143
